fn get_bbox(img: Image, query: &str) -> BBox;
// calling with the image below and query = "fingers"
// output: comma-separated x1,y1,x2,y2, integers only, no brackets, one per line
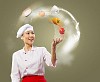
56,38,63,43
53,38,63,45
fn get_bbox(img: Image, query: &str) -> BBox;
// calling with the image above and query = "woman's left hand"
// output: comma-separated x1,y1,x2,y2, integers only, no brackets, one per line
51,38,63,66
52,38,63,48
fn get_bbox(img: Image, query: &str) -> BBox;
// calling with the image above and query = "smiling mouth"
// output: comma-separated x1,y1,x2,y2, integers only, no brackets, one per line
28,38,34,41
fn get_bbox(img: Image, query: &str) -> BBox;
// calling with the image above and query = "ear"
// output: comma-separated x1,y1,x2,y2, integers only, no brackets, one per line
21,36,23,40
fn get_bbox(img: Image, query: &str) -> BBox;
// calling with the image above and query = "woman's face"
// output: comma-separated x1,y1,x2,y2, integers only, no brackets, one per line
21,30,35,46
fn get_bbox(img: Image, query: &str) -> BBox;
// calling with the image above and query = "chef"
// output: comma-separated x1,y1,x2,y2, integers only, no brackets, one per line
10,24,62,82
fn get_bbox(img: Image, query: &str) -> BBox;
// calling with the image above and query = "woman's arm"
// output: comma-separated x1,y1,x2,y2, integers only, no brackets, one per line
10,53,20,82
51,38,63,66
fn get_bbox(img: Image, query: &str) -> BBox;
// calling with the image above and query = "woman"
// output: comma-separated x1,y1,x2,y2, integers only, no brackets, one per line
10,24,62,82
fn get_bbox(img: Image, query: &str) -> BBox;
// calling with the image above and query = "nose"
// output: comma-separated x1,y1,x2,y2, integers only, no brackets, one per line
30,33,35,37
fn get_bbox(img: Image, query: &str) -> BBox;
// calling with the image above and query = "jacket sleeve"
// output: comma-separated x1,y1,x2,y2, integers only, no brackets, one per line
42,47,57,67
10,52,20,82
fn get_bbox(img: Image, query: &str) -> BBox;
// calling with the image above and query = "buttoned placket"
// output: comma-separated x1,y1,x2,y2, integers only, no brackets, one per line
22,48,35,73
22,46,35,62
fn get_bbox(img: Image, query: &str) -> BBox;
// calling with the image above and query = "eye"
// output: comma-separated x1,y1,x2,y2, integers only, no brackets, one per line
32,32,34,34
26,32,30,34
31,32,34,34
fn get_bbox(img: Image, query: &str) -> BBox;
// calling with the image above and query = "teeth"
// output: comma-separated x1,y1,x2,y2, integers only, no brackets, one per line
29,38,33,40
28,39,33,41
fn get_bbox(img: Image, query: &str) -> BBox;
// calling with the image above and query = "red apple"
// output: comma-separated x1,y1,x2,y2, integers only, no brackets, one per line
59,27,65,34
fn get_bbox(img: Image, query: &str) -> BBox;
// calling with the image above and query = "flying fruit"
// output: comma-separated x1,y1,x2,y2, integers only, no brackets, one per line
39,11,45,17
51,18,60,25
59,27,65,34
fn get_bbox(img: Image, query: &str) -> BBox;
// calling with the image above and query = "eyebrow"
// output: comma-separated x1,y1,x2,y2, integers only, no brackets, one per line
25,31,33,32
25,31,35,33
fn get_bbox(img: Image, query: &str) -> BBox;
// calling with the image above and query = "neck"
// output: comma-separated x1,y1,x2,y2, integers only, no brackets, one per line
24,44,32,52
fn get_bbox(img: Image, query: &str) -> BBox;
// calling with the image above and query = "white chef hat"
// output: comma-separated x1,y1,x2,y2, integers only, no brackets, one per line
16,24,34,38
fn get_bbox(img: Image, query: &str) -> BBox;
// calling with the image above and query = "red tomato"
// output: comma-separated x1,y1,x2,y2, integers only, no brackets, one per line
59,27,65,34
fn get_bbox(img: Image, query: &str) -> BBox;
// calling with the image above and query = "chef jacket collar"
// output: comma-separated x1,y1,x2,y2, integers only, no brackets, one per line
22,46,35,53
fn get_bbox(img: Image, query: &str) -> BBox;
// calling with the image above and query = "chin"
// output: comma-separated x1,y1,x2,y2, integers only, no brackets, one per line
26,42,33,46
25,40,34,46
29,43,33,45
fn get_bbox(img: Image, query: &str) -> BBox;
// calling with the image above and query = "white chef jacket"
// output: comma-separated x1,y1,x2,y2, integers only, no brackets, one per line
10,46,56,82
